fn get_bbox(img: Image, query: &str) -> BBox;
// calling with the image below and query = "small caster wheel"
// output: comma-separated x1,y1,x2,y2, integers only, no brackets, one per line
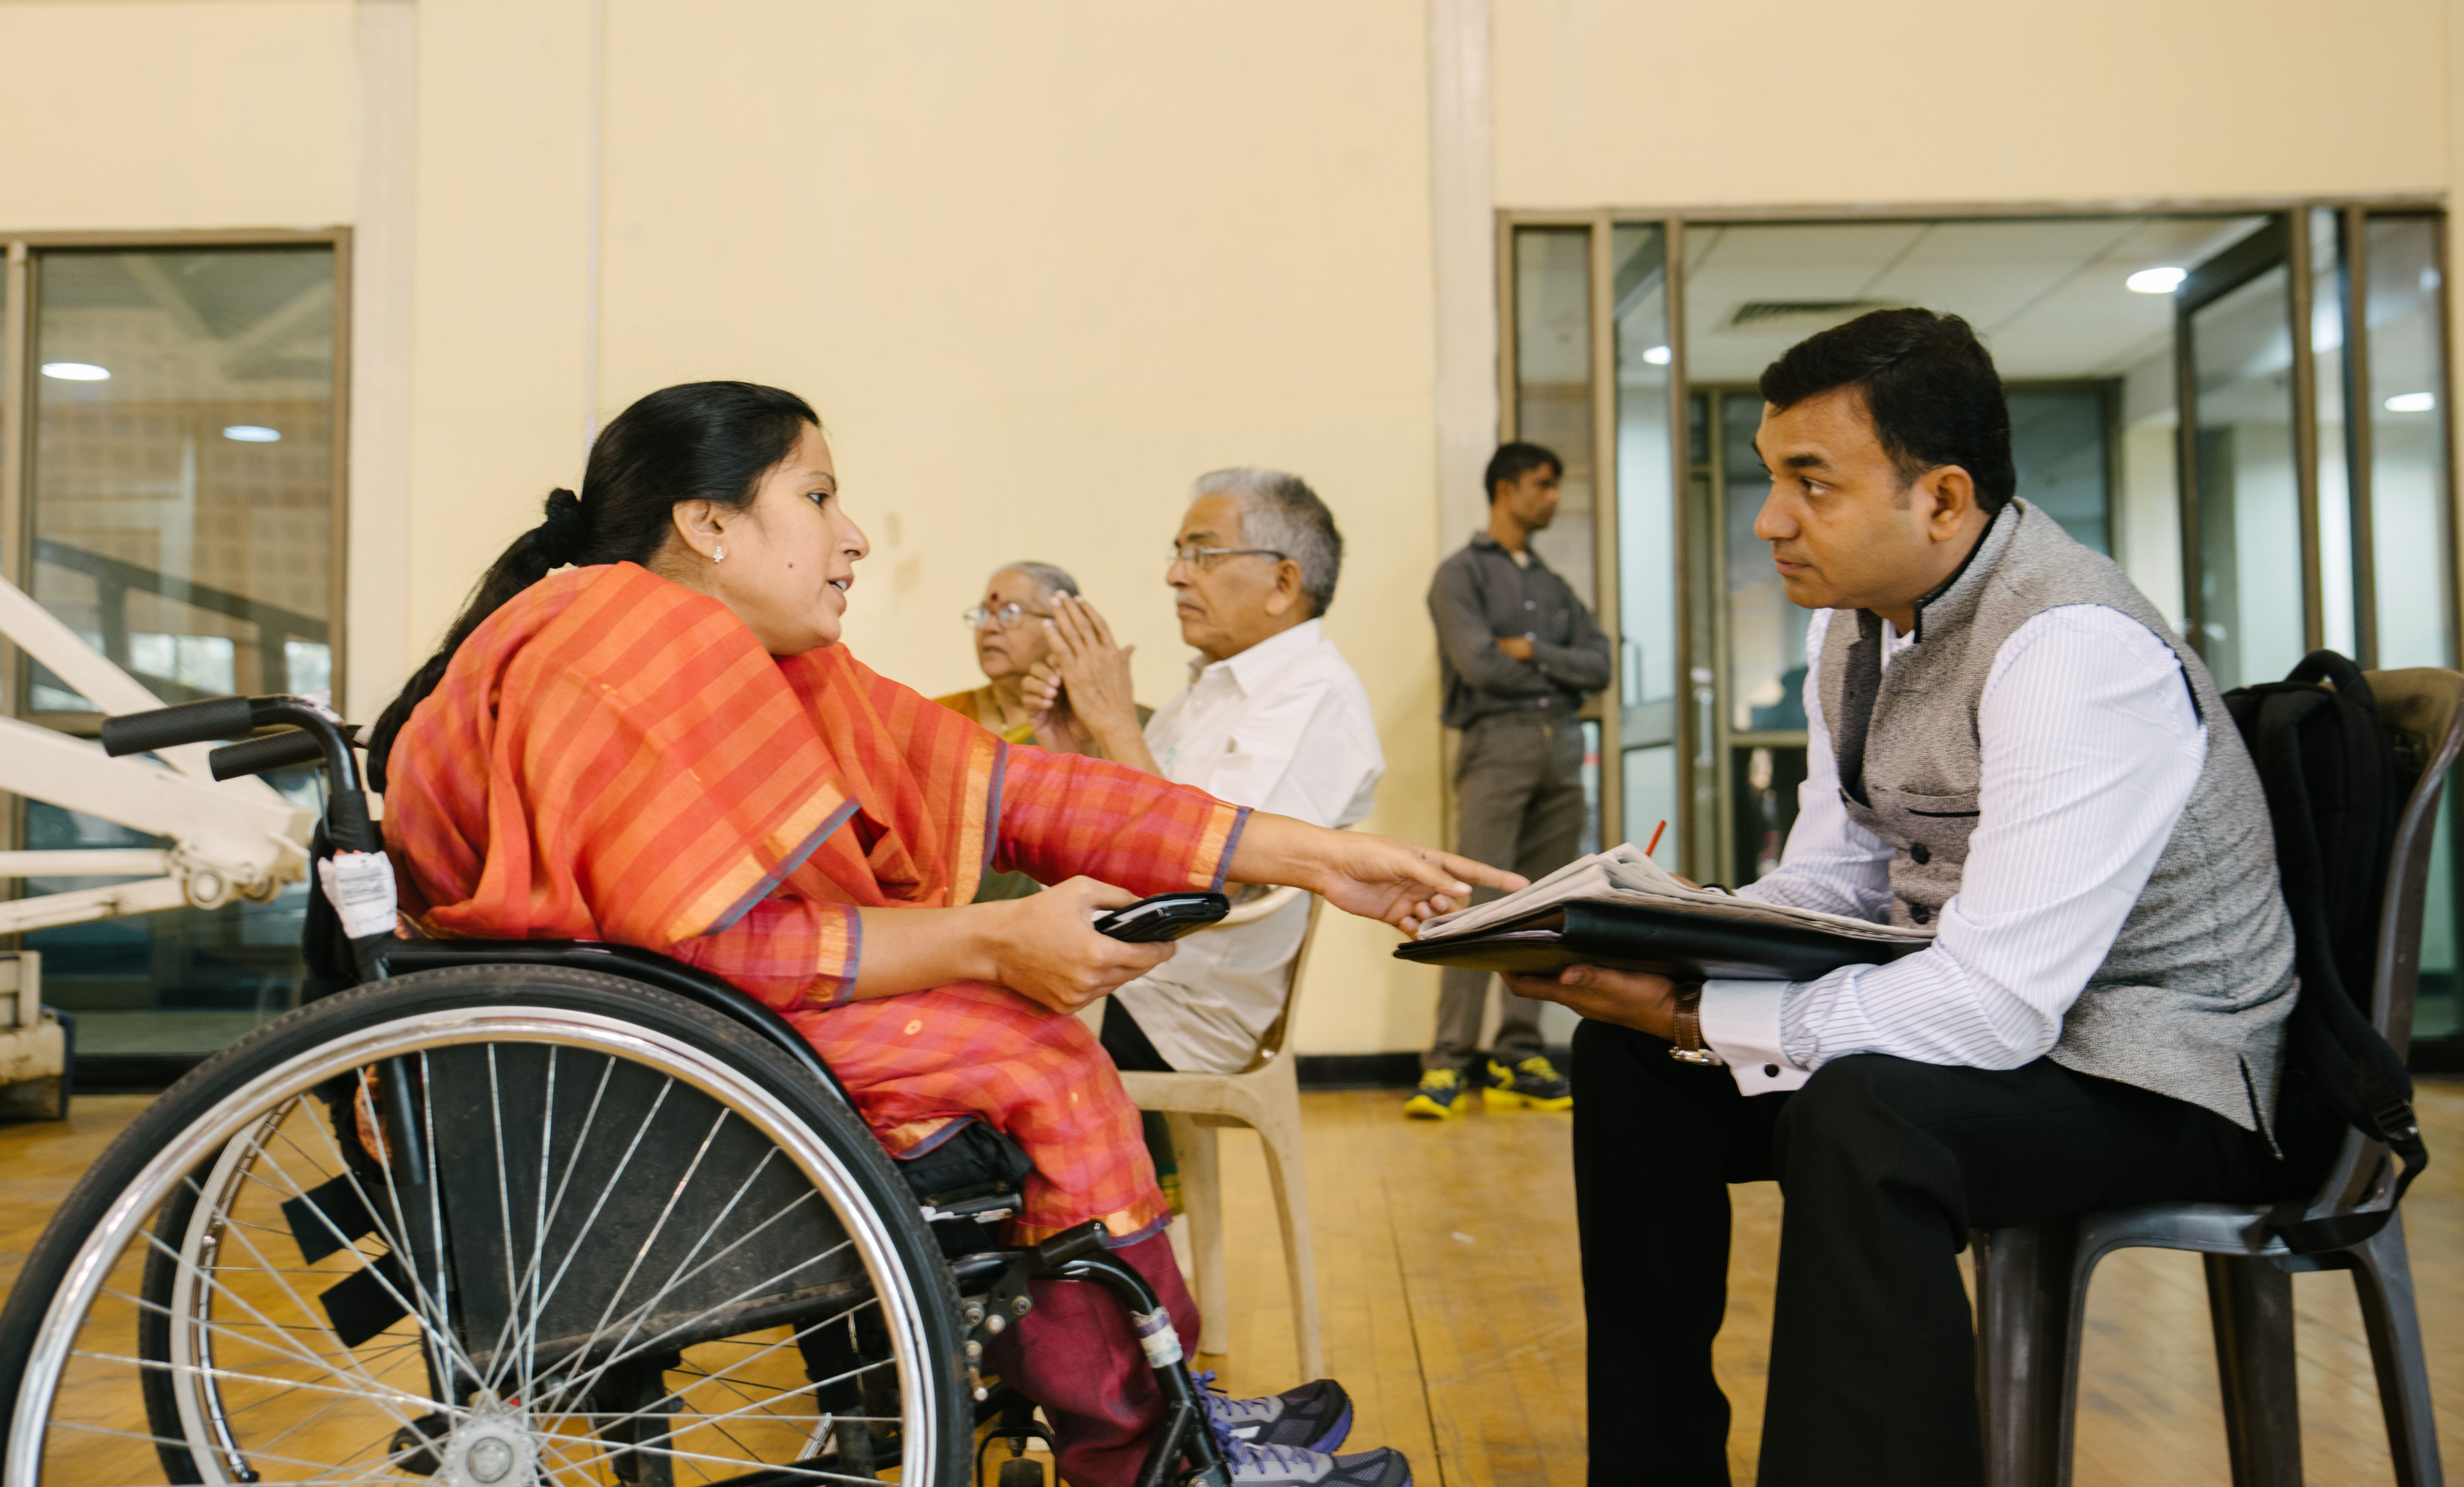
999,1455,1046,1487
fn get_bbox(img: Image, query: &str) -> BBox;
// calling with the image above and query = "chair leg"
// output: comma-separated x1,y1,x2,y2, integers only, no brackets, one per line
2204,1254,2302,1487
1973,1222,2078,1487
1251,1092,1324,1382
2345,1216,2445,1487
1166,1114,1230,1357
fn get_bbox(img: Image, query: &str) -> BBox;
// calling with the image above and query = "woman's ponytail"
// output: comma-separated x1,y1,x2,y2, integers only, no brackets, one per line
365,489,579,791
364,381,820,794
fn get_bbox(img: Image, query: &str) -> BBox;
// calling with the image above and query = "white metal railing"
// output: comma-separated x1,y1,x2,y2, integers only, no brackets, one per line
0,575,312,937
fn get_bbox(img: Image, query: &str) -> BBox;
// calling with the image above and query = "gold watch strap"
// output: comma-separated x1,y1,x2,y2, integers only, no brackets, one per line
1668,981,1724,1066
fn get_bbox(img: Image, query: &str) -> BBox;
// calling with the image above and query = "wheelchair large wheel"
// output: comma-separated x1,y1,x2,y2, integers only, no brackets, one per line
0,965,971,1486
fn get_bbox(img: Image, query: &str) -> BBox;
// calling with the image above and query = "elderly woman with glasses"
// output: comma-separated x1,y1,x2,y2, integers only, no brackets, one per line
936,562,1086,745
937,563,1151,899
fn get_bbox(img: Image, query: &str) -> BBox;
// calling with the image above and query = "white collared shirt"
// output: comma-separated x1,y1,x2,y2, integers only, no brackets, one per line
1110,618,1384,1073
1701,604,2208,1097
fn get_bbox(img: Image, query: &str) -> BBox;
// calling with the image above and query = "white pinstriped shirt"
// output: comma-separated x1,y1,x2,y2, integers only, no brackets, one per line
1698,604,2209,1097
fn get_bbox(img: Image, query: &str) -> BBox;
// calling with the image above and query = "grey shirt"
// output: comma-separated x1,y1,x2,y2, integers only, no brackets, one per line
1429,530,1613,728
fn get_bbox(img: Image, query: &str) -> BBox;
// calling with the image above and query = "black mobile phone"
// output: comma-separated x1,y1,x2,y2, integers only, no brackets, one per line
1092,891,1231,942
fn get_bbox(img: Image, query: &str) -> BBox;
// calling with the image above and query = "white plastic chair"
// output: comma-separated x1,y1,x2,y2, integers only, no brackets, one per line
1114,886,1327,1378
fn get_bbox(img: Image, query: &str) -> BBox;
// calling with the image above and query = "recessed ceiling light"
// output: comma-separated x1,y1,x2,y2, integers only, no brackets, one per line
221,424,282,443
2126,267,2187,295
40,362,109,381
1641,345,1672,365
2384,392,2437,414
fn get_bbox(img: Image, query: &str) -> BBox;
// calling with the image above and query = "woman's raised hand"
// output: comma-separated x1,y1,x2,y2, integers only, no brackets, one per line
982,876,1177,1014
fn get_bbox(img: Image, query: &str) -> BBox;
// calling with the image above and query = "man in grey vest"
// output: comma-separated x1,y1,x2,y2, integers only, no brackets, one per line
1508,310,2329,1485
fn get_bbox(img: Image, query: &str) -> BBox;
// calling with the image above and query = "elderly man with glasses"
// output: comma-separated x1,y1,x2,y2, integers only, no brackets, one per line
1025,466,1384,1080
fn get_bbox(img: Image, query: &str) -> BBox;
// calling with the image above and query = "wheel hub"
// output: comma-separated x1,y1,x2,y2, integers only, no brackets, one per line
439,1397,541,1486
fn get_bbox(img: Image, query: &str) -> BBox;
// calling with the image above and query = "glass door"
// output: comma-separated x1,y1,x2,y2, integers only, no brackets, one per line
1611,225,1680,867
2177,217,2315,690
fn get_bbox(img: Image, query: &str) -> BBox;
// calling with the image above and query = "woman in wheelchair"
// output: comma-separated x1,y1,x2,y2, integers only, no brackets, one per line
355,381,1517,1487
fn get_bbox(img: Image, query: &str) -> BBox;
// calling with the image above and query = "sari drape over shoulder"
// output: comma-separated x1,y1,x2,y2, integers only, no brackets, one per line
383,562,1249,1242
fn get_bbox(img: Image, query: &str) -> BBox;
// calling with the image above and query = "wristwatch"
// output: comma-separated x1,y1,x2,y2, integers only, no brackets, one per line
1668,981,1724,1066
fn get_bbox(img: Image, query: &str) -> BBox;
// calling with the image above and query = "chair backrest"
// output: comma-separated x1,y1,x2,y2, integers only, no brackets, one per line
1182,883,1327,1075
2361,668,2464,1056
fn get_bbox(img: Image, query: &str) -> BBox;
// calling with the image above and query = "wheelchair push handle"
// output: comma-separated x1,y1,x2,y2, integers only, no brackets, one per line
105,695,378,857
99,696,255,757
210,724,360,782
105,695,364,788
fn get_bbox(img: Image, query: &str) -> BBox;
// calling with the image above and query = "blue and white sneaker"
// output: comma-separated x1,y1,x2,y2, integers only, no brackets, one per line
1209,1424,1412,1487
1197,1370,1354,1452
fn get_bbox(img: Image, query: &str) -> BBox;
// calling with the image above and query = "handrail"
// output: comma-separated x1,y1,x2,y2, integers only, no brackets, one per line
29,540,327,704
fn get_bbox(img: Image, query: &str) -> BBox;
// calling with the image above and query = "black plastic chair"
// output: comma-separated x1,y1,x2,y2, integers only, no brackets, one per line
1973,666,2464,1487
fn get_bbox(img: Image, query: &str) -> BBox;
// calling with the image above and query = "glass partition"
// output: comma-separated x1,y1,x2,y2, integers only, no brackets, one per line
1512,228,1596,609
1611,225,1679,864
2185,247,2307,691
1510,204,2455,1054
2363,216,2452,670
13,243,341,1073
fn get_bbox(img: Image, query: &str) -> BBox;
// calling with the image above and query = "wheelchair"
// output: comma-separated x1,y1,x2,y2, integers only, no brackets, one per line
0,695,1231,1487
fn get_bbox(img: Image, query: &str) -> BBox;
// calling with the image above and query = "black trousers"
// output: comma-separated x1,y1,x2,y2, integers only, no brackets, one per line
1570,1020,2327,1487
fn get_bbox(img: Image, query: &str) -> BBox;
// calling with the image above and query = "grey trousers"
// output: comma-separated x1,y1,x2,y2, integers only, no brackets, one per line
1425,710,1588,1070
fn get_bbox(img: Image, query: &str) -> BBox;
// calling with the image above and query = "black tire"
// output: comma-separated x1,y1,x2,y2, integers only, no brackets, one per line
0,965,970,1487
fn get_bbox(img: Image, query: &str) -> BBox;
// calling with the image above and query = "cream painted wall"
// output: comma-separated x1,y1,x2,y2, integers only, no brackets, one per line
401,0,1451,1055
0,1,355,232
1492,0,2451,209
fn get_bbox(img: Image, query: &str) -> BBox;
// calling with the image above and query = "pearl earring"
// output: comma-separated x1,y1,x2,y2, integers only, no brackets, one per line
713,544,726,563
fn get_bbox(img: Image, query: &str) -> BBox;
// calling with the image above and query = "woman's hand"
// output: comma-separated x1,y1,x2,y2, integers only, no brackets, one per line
979,876,1177,1014
1505,966,1680,1038
1228,814,1527,934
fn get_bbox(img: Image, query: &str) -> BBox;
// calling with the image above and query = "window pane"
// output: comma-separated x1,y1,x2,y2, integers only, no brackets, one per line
2189,263,2306,691
1514,228,1595,607
1723,393,1809,734
1612,225,1678,861
2007,387,2111,553
2364,216,2452,669
30,248,337,707
2313,208,2358,658
19,245,338,1067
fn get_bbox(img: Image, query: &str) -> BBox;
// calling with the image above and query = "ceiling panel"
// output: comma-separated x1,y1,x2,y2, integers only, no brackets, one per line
1672,213,2281,388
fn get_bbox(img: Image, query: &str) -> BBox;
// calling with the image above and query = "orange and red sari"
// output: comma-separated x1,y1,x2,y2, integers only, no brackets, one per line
382,561,1247,1244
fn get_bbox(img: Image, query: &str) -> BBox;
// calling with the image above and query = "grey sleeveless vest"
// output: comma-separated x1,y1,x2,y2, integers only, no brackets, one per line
1817,499,2296,1134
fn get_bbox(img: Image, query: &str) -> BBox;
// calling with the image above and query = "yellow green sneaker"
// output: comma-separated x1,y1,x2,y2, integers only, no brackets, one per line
1404,1067,1466,1119
1483,1055,1573,1111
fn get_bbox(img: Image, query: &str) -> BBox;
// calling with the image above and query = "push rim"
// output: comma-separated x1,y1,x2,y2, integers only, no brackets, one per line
7,1002,940,1487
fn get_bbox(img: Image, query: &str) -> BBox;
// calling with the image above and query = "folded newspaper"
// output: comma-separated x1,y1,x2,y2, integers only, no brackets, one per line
1395,844,1934,980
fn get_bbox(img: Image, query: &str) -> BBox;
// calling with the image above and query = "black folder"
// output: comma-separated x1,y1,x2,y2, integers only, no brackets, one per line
1392,898,1928,981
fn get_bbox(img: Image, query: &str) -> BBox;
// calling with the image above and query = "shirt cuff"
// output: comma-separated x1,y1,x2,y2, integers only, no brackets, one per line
1700,979,1809,1096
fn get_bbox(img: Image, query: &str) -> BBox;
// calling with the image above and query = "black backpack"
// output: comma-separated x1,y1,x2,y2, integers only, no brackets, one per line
2222,650,2429,1252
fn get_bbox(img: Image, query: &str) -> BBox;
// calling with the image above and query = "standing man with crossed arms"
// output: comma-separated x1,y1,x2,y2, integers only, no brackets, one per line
1410,442,1613,1119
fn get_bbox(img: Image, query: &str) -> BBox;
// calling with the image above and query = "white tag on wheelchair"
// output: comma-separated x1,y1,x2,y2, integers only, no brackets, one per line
319,852,398,939
1131,1307,1183,1368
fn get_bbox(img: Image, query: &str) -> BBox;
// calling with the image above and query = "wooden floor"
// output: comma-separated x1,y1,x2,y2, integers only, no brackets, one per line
7,1084,2464,1484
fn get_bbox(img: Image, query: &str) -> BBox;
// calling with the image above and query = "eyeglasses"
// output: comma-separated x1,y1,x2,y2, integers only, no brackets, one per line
962,602,1053,631
1169,543,1286,570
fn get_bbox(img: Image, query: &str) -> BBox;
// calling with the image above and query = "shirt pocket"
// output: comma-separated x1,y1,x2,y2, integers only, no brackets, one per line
1873,786,1982,868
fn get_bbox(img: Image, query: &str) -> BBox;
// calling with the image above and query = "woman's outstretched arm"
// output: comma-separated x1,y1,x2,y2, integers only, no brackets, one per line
1223,812,1526,934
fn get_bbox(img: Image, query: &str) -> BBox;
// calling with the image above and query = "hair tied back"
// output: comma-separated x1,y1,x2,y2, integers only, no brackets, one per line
536,487,586,568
